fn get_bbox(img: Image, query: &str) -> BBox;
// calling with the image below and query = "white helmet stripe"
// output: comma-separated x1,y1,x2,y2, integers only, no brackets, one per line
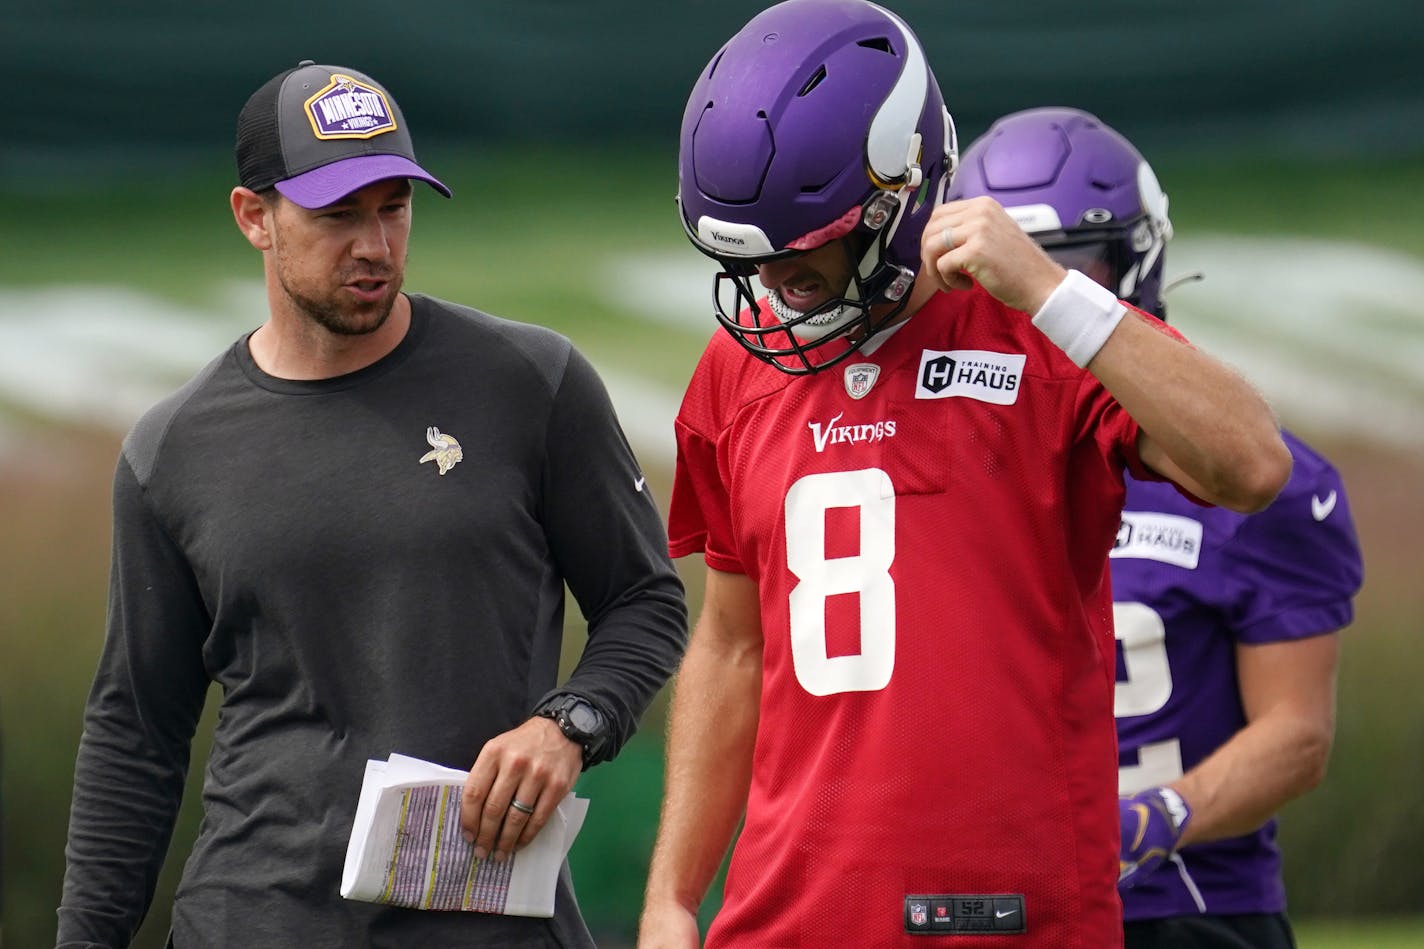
1137,161,1173,240
865,4,928,183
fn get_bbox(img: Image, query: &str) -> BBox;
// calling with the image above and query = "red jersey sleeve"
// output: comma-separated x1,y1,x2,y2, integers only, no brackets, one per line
667,335,746,572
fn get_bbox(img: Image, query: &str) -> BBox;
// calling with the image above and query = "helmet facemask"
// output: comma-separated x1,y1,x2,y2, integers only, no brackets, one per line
694,188,924,374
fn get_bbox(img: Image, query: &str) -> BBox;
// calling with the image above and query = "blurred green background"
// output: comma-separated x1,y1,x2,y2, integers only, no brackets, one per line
3,2,1423,947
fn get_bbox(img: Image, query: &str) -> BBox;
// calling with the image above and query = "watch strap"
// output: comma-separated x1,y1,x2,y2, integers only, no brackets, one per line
534,693,608,767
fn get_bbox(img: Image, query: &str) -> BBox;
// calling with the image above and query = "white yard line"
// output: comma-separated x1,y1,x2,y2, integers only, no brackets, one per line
610,236,1424,452
1165,237,1424,449
2,235,1421,465
0,283,264,431
0,281,684,464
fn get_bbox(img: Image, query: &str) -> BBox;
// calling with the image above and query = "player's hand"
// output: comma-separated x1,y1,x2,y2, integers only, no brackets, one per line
637,899,702,949
460,716,582,863
1118,786,1193,890
919,196,1068,314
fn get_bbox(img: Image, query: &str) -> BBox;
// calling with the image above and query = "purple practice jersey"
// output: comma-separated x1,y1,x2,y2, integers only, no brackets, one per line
1111,429,1363,920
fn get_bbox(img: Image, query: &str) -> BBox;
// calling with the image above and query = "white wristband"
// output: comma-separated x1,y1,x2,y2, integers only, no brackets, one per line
1030,269,1127,368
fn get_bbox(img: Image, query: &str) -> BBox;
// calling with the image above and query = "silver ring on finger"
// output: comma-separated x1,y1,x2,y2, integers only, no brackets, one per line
509,798,535,815
940,225,955,252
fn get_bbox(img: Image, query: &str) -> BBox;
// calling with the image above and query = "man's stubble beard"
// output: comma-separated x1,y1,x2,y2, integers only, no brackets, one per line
272,235,406,337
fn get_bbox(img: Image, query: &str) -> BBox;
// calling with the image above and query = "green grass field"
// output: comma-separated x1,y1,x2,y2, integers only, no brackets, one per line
1296,917,1424,948
4,146,1424,947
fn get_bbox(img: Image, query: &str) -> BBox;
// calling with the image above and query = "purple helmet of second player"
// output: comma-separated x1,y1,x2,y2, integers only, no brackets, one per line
950,107,1173,318
678,0,957,372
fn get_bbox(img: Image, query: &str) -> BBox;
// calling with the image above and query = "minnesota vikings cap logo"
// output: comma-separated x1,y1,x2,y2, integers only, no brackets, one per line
235,60,451,209
303,74,398,140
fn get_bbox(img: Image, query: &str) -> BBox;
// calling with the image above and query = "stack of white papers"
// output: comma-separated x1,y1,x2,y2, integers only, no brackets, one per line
340,753,589,917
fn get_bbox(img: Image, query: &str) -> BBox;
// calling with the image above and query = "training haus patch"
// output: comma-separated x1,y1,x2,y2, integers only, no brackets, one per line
1110,511,1203,569
915,349,1025,405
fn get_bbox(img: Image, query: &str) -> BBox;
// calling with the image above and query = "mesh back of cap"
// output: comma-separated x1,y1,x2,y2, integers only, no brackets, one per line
235,68,297,191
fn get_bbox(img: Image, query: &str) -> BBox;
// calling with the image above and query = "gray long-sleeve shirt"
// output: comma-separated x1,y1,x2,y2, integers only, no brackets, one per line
58,294,688,948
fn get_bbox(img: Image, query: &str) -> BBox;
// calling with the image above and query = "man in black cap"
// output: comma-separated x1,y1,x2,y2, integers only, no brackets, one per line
55,61,687,948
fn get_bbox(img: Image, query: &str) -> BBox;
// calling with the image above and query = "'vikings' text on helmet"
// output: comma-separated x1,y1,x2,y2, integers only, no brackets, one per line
950,107,1173,319
678,0,957,373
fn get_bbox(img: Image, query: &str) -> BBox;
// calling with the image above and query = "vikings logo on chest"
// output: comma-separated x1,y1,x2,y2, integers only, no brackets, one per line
419,427,463,475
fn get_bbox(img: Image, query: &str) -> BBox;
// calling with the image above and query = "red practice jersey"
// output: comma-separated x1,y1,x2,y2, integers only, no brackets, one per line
670,285,1170,948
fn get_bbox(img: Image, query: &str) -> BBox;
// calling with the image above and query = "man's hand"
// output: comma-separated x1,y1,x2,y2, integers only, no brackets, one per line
919,196,1068,313
460,716,582,863
1119,786,1193,890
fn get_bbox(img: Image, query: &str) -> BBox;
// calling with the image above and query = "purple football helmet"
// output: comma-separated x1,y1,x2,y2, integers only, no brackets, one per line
678,0,957,373
950,107,1173,318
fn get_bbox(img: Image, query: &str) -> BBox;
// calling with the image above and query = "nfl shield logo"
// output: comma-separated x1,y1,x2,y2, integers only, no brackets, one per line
843,362,881,400
910,902,928,926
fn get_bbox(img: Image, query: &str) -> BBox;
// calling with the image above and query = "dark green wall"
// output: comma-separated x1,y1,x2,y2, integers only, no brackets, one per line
5,0,1421,181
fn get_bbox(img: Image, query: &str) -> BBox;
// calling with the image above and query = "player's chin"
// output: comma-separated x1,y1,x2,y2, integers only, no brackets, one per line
323,297,397,336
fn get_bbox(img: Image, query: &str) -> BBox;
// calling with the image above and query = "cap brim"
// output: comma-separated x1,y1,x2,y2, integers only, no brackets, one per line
274,154,452,209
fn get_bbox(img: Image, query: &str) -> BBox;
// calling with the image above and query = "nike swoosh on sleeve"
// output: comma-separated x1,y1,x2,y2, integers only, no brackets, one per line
1311,490,1338,521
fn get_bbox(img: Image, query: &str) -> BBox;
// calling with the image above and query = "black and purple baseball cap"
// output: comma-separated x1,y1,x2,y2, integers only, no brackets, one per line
235,60,451,209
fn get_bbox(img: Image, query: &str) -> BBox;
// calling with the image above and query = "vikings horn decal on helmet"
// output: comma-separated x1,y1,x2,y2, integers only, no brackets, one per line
949,107,1173,319
677,0,957,373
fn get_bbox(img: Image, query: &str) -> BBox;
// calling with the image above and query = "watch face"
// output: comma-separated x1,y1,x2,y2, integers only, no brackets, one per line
567,702,602,734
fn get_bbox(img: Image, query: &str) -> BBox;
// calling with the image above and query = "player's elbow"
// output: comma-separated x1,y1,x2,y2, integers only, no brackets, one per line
1217,438,1292,513
1298,723,1336,793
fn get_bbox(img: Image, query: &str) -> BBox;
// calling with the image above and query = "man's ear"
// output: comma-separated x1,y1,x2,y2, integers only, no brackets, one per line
231,187,275,250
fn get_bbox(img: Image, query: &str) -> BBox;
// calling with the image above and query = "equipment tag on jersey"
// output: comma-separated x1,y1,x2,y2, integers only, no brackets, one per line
904,894,1026,935
915,350,1025,404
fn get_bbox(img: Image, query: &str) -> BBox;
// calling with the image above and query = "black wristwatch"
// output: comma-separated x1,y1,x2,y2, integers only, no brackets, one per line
534,694,609,768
